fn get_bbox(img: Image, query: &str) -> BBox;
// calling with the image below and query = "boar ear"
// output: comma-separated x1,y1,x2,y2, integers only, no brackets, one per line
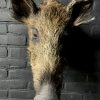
67,0,95,26
11,0,38,22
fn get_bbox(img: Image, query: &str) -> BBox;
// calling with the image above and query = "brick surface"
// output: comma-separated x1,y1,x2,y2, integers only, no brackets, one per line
8,47,27,59
7,33,27,46
0,90,8,98
8,24,27,34
91,25,100,38
0,9,14,21
63,71,87,82
93,0,100,12
0,0,6,8
7,0,12,9
9,90,34,99
88,73,100,82
61,93,82,100
0,47,7,57
62,82,87,93
83,94,100,100
0,24,7,33
0,34,26,46
63,82,100,93
0,80,27,89
0,35,8,44
93,12,100,25
8,69,32,80
27,82,34,90
0,58,26,67
0,69,7,79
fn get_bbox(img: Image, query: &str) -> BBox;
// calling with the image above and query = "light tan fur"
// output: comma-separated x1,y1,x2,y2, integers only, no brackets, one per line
26,2,70,92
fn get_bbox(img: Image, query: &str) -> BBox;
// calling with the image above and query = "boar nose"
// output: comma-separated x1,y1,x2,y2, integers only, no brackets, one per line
34,84,58,100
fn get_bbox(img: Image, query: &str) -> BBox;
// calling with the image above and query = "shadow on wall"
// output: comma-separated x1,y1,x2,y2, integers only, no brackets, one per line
60,25,100,93
61,26,95,73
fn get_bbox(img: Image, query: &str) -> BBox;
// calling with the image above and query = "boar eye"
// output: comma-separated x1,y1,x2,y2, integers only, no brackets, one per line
32,28,39,43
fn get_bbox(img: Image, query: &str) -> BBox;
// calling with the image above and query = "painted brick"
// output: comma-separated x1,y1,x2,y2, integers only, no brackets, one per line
92,12,100,25
93,0,100,12
0,80,27,89
0,47,7,57
91,25,100,38
27,82,34,90
0,66,9,69
9,90,34,99
0,35,7,44
0,34,26,46
8,69,32,80
63,82,100,94
94,50,100,72
83,94,100,100
0,69,7,79
0,58,26,67
86,83,100,93
0,90,8,98
7,0,12,9
34,0,41,7
61,93,82,100
0,24,7,33
7,33,27,46
88,73,100,82
0,9,14,21
8,24,27,34
58,0,69,4
62,82,88,93
10,65,26,68
95,63,100,72
8,47,27,59
0,0,6,8
63,71,87,82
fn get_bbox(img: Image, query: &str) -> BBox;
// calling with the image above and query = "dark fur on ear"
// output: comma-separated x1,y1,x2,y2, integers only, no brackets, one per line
11,0,38,21
68,0,95,26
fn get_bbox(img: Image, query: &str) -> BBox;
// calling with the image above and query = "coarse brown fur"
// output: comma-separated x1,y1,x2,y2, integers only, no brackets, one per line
11,0,95,100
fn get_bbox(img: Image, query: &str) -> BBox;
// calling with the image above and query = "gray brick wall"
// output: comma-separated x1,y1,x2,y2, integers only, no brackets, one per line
0,0,100,100
0,0,33,100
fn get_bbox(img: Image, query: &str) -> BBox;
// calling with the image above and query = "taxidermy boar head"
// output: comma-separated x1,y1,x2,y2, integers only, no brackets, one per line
11,0,94,100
